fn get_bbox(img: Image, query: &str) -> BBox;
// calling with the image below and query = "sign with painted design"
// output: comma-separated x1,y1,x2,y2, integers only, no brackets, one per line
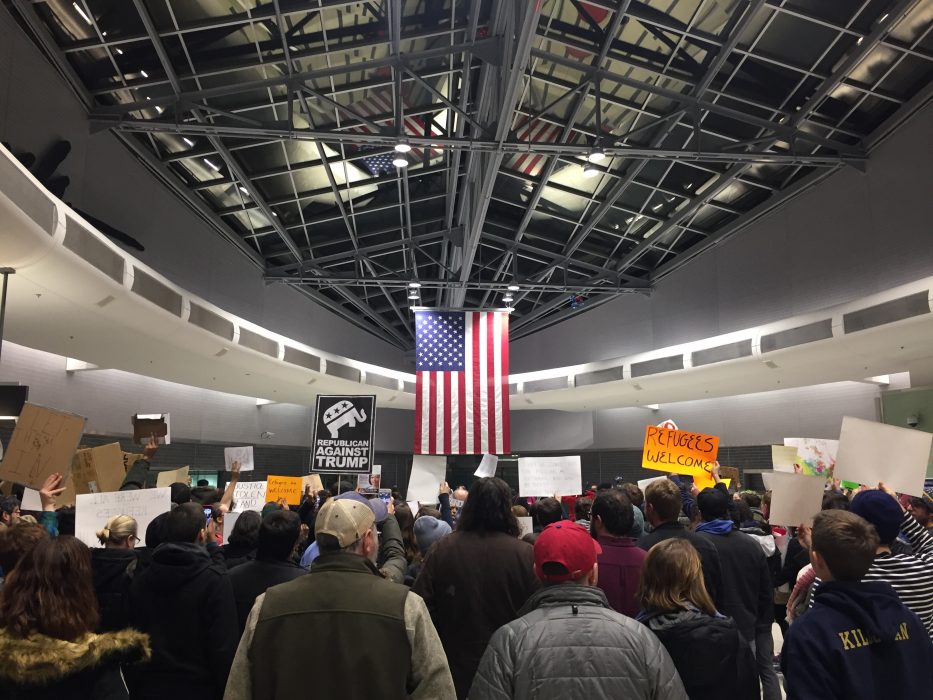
311,395,376,474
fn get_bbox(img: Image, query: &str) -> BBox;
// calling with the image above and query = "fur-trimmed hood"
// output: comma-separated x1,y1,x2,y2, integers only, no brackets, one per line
0,628,150,685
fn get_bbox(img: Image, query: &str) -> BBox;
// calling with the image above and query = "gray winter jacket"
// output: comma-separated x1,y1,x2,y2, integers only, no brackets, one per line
468,585,687,700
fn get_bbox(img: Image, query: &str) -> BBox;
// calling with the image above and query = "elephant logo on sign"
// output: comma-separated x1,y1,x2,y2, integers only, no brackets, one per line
323,400,367,438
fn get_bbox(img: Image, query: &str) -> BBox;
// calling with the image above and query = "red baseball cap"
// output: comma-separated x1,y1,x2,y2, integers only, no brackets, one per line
534,520,602,582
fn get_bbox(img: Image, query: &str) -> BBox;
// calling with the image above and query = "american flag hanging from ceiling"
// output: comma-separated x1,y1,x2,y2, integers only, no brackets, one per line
414,310,510,455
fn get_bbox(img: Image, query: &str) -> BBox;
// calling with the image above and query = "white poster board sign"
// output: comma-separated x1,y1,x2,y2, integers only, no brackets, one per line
21,487,42,512
835,416,932,496
406,500,420,516
518,456,582,497
637,475,668,492
766,473,826,526
517,516,533,538
224,446,255,472
231,481,268,512
771,445,799,473
75,487,171,548
222,510,241,546
407,455,447,504
474,454,498,478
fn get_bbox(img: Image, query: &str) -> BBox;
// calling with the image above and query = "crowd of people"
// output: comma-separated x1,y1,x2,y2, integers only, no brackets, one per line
0,444,932,699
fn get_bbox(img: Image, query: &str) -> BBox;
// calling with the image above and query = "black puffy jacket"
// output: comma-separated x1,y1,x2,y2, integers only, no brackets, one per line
91,548,137,632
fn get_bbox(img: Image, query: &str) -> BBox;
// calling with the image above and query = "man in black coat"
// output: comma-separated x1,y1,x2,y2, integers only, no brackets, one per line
638,478,723,607
127,502,238,700
695,485,778,700
228,510,306,633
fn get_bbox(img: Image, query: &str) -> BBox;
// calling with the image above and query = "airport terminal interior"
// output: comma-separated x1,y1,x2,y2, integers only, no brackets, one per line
0,1,932,699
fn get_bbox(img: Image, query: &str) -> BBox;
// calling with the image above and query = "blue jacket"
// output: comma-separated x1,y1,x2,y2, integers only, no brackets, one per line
781,580,933,699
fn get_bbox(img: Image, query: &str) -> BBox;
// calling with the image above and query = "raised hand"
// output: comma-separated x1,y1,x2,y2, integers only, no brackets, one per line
144,433,159,460
39,472,66,512
439,481,451,495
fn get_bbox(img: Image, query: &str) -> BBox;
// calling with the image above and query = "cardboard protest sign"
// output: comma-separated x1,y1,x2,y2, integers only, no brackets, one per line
637,475,668,492
122,452,145,473
223,446,254,472
71,443,126,494
783,438,837,477
75,487,171,548
311,395,376,474
766,472,826,526
834,416,932,496
771,445,798,472
719,466,741,485
358,465,382,491
222,511,241,546
155,466,189,488
232,481,267,512
0,403,86,489
133,413,171,445
301,473,323,494
517,516,534,538
474,454,498,478
518,456,582,497
642,425,719,477
266,475,303,505
407,455,447,504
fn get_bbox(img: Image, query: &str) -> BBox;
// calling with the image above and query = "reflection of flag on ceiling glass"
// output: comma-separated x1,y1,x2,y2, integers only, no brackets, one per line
414,311,510,455
353,89,444,176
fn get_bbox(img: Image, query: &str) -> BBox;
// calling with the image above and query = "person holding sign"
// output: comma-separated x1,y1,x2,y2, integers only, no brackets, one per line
781,510,933,700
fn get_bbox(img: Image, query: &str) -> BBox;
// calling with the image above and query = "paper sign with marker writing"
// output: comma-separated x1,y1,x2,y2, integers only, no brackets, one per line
232,481,267,512
0,404,86,489
784,438,837,477
301,474,324,494
637,475,668,492
772,445,799,473
766,473,826,526
407,455,447,504
224,446,254,472
517,516,533,538
474,454,499,478
834,416,932,496
642,425,719,476
222,511,241,546
518,456,582,497
266,475,303,505
75,487,171,548
156,466,189,488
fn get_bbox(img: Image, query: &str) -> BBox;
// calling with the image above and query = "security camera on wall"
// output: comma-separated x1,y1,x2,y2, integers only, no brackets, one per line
907,415,920,428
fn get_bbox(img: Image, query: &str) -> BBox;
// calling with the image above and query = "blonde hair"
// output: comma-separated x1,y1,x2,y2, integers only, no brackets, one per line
638,538,716,615
96,514,138,546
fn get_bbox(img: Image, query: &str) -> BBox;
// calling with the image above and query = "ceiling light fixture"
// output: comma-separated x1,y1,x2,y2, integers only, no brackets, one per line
507,284,520,292
140,69,149,78
73,2,92,25
503,295,514,303
392,155,409,168
582,162,600,178
155,106,163,114
394,140,412,153
651,202,663,211
586,146,606,163
878,13,888,23
408,281,422,288
204,158,220,171
115,48,123,55
407,291,420,300
239,186,249,195
183,137,195,147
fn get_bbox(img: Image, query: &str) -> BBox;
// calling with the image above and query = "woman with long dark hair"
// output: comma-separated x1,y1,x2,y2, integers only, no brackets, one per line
412,477,539,699
638,538,757,700
0,536,149,699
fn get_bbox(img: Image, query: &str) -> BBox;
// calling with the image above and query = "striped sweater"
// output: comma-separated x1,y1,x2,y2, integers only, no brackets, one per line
862,511,933,638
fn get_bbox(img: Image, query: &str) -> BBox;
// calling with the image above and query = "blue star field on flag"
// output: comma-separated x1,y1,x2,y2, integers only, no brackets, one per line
415,311,465,371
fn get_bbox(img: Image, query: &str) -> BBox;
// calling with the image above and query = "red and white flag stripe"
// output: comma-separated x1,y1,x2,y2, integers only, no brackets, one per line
414,311,510,455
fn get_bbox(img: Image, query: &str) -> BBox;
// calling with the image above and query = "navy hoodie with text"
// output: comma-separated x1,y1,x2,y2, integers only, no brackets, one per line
781,579,933,700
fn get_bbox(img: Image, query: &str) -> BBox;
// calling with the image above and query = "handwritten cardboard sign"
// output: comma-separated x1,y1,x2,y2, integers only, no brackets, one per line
518,456,582,497
71,443,126,494
301,474,324,494
642,425,719,476
75,487,171,548
133,413,171,445
266,475,303,505
156,465,189,488
0,404,86,489
232,481,267,512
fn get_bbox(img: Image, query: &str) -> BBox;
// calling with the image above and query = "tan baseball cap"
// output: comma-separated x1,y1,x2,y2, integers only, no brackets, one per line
315,497,375,548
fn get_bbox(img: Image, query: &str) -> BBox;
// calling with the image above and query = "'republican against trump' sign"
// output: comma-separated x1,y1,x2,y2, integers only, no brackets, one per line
310,395,376,474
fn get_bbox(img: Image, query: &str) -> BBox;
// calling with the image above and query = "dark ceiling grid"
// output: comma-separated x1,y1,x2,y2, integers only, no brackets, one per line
8,0,933,350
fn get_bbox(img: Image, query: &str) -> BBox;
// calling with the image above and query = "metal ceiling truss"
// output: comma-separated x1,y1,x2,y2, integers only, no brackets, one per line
11,0,932,348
